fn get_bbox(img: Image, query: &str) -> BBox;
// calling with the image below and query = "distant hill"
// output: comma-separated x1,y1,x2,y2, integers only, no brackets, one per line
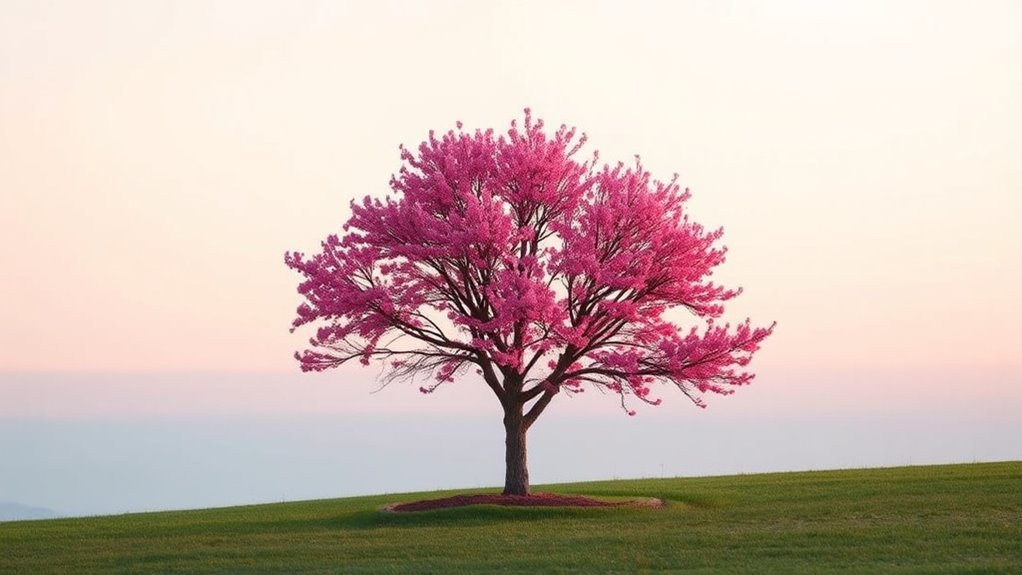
0,502,58,521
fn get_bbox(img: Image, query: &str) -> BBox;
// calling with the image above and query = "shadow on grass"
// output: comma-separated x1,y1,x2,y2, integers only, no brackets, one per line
316,497,700,531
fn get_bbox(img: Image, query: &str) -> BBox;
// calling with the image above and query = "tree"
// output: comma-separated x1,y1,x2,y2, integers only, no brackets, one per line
285,111,774,496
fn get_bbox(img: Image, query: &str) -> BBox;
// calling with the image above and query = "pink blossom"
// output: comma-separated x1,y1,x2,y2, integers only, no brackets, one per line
286,110,773,415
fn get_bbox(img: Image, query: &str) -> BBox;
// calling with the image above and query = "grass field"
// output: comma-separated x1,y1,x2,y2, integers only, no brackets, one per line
2,461,1020,574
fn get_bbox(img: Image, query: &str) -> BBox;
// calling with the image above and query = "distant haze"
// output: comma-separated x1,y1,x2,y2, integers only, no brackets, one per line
2,370,1018,517
1,1,1020,516
0,502,57,522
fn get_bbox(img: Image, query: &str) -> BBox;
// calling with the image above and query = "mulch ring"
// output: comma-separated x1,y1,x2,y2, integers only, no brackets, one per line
384,492,665,512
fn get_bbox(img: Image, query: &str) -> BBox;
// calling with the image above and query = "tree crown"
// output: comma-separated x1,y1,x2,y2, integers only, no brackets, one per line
286,110,773,415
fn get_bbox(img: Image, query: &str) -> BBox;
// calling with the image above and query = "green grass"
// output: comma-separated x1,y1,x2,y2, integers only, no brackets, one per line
2,462,1020,574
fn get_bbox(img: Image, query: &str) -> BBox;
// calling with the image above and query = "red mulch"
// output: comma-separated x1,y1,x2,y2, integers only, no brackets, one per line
386,492,664,512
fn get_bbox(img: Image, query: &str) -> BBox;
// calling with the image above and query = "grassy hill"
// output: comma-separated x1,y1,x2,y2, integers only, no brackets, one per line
2,462,1020,574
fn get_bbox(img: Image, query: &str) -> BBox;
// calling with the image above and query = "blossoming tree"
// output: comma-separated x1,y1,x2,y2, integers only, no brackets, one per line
286,111,773,496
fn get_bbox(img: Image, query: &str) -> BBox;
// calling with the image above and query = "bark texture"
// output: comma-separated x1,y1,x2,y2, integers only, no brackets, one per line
502,405,529,495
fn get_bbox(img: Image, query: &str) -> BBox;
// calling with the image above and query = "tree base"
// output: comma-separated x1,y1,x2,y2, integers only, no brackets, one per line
385,493,666,512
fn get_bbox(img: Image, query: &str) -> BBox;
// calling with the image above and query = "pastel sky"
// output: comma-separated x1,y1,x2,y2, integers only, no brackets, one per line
2,0,1020,412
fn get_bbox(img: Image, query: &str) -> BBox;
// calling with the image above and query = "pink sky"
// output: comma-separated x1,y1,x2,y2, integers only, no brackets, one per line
2,1,1020,415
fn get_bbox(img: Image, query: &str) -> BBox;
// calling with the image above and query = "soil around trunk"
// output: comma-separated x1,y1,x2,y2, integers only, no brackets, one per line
384,492,665,512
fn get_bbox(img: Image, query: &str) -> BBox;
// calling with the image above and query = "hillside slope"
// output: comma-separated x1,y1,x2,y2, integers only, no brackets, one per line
1,462,1020,574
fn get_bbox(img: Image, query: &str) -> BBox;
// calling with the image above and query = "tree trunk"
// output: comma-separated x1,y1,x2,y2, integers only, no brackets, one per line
502,404,529,496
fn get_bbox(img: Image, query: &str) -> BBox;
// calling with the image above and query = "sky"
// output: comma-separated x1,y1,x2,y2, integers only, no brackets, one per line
1,1,1020,516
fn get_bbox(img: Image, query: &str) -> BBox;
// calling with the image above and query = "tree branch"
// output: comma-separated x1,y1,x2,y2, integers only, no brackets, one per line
524,390,556,429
